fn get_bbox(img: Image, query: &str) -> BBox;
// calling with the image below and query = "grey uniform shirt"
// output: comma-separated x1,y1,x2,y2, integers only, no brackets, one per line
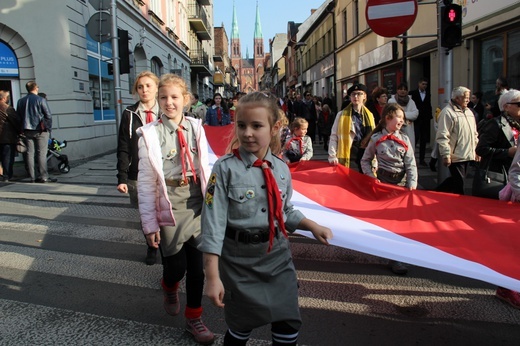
200,146,305,256
361,129,418,189
282,135,313,162
156,115,201,180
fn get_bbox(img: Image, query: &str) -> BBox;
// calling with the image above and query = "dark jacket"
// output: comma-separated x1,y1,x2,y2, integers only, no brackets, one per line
117,102,144,184
409,88,432,122
205,105,230,126
476,114,516,173
16,93,52,131
0,102,22,144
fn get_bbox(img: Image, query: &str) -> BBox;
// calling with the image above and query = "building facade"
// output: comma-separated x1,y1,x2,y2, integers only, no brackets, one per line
0,0,213,161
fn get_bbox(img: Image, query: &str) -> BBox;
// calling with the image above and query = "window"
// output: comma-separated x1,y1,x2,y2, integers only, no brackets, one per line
479,29,520,105
353,0,359,38
149,0,162,18
86,26,115,122
342,10,347,44
151,57,163,76
507,30,520,94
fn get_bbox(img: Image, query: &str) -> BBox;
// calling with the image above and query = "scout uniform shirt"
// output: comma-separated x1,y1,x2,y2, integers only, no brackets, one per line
200,146,305,331
361,129,418,189
157,115,201,181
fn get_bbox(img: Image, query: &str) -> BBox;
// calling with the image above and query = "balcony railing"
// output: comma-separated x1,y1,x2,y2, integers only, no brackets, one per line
190,49,211,77
187,2,211,40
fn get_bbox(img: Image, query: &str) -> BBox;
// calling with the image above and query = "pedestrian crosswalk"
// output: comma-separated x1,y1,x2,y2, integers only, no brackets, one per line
1,155,519,345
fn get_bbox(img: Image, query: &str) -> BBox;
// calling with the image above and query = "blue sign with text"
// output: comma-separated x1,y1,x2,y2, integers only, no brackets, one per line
0,43,19,77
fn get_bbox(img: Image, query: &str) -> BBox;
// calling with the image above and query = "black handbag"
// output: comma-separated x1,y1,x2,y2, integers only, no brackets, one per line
472,149,508,199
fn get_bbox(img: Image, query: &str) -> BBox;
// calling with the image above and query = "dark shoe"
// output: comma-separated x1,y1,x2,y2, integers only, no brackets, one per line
186,318,215,345
145,247,157,265
388,260,408,275
429,159,437,172
496,287,520,309
162,280,180,316
37,177,58,183
419,160,428,167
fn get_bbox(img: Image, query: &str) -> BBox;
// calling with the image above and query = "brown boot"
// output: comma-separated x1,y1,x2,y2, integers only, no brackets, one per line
161,280,180,316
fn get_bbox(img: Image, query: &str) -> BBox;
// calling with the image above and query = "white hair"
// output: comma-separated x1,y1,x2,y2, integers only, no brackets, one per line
498,89,520,112
451,86,470,99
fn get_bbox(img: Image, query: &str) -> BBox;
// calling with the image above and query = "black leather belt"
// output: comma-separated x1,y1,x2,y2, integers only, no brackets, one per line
165,176,194,187
225,228,272,244
377,169,404,179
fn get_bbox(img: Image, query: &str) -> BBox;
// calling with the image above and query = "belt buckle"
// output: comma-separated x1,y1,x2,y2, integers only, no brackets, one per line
179,178,188,187
250,233,261,244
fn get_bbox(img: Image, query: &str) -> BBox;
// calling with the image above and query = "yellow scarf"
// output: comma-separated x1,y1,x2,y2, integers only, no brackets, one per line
337,104,375,167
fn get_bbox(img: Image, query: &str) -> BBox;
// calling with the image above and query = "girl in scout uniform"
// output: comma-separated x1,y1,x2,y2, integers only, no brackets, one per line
200,91,333,346
360,103,418,190
360,103,417,276
136,74,214,345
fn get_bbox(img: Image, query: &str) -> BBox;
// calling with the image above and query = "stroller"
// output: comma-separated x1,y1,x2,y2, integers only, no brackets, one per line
47,138,70,173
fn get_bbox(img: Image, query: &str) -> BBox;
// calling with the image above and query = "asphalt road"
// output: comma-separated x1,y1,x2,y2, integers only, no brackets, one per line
0,147,518,345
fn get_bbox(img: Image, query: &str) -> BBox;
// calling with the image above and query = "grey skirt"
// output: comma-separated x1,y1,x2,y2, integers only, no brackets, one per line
160,180,203,257
220,231,302,331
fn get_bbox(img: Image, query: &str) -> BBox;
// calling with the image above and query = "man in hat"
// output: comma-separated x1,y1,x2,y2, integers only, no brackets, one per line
328,83,375,171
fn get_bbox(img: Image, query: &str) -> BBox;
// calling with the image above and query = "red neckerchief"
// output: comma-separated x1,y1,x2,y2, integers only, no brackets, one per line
233,149,288,252
177,123,197,184
375,132,409,151
217,107,222,124
285,136,303,155
145,110,154,123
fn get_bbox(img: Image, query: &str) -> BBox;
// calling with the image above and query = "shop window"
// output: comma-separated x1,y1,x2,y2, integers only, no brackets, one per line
480,36,503,105
507,30,520,92
365,71,379,97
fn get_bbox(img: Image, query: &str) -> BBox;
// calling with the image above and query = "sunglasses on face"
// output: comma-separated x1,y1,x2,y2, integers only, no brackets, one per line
507,102,520,107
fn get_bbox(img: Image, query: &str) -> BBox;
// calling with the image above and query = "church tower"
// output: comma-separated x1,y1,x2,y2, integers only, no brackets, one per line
229,1,265,93
230,2,242,84
253,1,264,90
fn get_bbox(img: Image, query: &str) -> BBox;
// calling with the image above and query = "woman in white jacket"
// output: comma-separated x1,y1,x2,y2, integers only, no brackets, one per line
388,83,419,148
137,74,214,345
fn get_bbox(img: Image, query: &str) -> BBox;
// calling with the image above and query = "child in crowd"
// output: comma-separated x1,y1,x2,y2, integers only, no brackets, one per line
318,104,334,151
199,91,332,346
136,74,214,345
360,103,417,276
282,117,313,164
361,103,417,189
279,109,291,149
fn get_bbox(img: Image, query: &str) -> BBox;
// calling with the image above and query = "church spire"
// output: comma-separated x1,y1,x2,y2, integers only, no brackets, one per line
231,0,239,40
253,1,262,39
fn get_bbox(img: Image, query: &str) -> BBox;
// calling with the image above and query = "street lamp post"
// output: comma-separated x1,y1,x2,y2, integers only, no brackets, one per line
295,42,306,94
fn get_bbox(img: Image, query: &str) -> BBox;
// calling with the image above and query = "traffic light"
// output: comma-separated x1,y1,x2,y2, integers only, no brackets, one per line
118,29,131,74
441,4,462,49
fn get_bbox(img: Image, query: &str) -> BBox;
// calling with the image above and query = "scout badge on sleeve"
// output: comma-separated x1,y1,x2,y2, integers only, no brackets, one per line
205,173,217,208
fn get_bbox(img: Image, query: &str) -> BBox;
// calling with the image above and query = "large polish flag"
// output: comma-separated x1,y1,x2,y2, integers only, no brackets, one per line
204,125,520,292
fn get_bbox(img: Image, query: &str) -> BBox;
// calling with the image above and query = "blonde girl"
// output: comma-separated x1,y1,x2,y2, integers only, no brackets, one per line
136,73,214,344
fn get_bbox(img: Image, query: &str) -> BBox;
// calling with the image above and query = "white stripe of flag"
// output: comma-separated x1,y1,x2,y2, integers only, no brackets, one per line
367,1,416,20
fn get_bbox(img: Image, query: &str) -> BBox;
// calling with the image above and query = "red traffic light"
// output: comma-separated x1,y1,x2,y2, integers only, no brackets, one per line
441,4,462,49
448,8,457,22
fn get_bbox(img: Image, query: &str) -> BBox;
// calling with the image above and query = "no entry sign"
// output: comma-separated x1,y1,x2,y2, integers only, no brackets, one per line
366,0,418,38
